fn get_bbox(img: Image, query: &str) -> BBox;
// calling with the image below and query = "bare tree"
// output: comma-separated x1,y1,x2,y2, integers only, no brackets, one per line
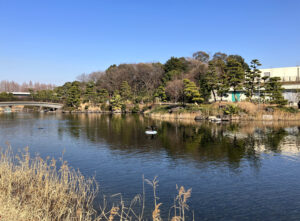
165,80,184,103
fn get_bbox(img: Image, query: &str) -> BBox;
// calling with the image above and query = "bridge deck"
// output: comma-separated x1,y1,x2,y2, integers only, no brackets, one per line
0,101,63,109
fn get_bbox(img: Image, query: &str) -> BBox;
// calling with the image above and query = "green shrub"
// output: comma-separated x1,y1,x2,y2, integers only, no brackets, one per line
223,104,240,115
277,106,298,113
131,104,140,113
100,103,109,111
121,103,127,112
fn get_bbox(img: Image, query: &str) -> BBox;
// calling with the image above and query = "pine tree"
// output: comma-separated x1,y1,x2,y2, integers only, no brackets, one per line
226,58,245,102
214,59,230,101
120,81,132,101
84,81,96,104
110,90,122,112
264,77,287,105
66,81,81,108
204,61,219,102
154,85,167,102
97,89,109,103
244,59,261,101
183,79,203,103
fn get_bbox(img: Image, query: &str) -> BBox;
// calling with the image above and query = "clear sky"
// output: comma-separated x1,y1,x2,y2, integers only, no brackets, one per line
0,0,299,85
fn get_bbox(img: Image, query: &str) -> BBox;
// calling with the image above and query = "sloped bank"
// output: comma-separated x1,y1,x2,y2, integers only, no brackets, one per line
145,102,300,122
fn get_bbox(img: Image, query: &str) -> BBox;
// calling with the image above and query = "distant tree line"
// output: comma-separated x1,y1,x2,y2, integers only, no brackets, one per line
18,51,288,109
0,80,55,92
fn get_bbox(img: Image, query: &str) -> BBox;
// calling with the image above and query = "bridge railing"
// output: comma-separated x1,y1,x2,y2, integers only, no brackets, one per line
0,101,63,109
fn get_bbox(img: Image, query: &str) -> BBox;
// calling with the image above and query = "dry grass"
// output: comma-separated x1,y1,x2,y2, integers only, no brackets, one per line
236,101,259,115
0,146,99,221
0,147,193,221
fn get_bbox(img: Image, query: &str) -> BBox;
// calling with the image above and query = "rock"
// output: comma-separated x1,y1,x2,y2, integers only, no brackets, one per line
221,115,230,121
195,115,205,121
208,116,221,122
262,115,273,120
265,107,274,113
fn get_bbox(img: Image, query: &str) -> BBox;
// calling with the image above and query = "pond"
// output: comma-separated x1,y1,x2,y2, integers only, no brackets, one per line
1,112,300,220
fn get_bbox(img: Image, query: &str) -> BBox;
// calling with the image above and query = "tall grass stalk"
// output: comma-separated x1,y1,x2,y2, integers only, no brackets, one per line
0,146,192,220
0,146,99,220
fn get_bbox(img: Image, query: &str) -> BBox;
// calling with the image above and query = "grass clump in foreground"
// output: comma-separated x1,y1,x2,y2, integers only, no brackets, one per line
0,146,99,220
0,147,193,221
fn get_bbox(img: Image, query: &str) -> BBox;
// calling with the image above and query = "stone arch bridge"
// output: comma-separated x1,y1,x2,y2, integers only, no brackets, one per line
0,101,63,110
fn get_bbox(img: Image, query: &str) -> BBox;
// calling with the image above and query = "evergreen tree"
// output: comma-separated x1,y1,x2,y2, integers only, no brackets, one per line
264,77,287,105
213,58,230,101
84,81,96,104
0,92,14,101
154,85,167,102
110,90,122,111
260,76,269,103
120,81,132,101
164,57,188,73
204,61,219,102
97,89,109,103
183,79,203,103
244,59,261,101
66,81,81,108
163,70,181,83
163,57,188,83
226,58,245,102
227,55,249,72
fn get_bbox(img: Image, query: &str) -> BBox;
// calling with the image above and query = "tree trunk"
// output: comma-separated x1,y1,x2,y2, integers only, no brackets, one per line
212,90,217,102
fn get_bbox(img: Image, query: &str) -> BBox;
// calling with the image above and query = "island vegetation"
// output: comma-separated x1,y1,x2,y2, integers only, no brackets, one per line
0,51,296,119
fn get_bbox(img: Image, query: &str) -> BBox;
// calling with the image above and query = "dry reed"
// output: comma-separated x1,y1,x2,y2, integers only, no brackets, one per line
0,147,193,221
0,146,99,221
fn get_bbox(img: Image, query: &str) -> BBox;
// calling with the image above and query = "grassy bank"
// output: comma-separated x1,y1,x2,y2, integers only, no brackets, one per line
0,147,192,221
145,102,300,121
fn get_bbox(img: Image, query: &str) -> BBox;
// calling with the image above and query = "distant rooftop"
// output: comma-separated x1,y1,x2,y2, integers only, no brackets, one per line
11,92,31,96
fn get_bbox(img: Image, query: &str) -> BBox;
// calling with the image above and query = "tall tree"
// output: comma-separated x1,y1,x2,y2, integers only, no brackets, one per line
84,81,97,104
163,57,188,83
192,51,210,63
244,59,262,101
120,81,132,101
227,55,249,72
204,61,219,102
226,58,245,102
164,57,188,73
212,56,230,101
212,52,227,62
66,81,81,108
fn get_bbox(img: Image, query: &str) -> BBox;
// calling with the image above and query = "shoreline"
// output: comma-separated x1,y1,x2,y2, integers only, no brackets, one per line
2,101,300,122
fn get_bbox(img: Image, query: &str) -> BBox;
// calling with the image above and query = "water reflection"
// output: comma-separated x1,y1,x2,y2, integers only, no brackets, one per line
2,113,300,220
58,114,300,171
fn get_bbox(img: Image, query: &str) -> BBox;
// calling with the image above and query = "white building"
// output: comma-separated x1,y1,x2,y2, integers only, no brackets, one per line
212,66,300,105
260,66,300,104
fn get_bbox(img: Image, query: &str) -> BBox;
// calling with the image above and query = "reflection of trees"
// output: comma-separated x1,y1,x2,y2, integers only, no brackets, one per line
158,122,262,169
263,128,287,152
59,114,294,170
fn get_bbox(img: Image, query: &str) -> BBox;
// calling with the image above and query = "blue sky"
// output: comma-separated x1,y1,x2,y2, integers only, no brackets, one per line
0,0,299,85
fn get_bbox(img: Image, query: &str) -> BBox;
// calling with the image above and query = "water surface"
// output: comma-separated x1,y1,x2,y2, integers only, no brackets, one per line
1,113,300,220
